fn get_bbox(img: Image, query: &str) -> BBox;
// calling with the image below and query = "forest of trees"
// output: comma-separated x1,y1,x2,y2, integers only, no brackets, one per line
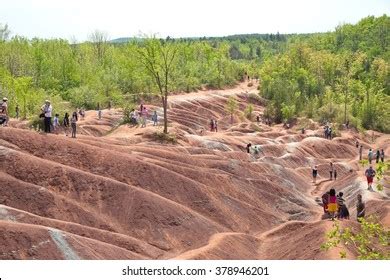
0,15,389,132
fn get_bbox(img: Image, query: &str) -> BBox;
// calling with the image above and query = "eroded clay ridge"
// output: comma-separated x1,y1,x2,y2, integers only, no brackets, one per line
0,83,389,259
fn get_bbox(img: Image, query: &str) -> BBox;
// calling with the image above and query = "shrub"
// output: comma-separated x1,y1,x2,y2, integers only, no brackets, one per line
151,132,177,144
244,104,254,120
121,103,135,124
321,217,390,260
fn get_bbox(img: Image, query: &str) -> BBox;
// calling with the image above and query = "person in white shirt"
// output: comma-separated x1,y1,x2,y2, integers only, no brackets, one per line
41,100,52,133
53,113,60,134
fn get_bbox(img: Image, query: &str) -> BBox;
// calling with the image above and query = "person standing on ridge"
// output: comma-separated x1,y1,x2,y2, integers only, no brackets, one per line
327,188,338,220
71,111,78,138
312,165,318,184
41,100,52,133
329,162,334,180
356,194,365,221
368,148,373,164
152,111,158,126
63,112,70,136
321,191,329,214
365,165,376,191
246,143,252,153
210,119,214,132
337,192,350,219
53,113,60,134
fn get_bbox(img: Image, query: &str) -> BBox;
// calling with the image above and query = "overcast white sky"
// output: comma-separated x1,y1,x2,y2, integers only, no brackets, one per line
1,0,389,41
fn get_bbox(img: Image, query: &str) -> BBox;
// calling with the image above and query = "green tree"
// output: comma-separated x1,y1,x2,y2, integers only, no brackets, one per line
321,218,390,260
137,38,178,134
226,96,238,124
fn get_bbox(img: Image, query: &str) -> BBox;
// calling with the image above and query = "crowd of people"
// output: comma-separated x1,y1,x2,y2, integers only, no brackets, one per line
321,189,366,222
128,103,159,127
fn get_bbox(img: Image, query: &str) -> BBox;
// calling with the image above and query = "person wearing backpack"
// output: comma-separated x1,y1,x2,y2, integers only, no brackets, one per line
376,150,381,164
337,192,350,219
71,112,78,138
368,148,373,164
0,97,9,126
365,165,376,191
321,191,329,214
380,149,385,163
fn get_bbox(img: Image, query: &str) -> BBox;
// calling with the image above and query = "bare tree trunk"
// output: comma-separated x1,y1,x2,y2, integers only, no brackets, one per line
163,95,168,134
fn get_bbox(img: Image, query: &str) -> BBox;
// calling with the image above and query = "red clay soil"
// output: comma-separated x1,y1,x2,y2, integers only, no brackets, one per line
0,82,389,259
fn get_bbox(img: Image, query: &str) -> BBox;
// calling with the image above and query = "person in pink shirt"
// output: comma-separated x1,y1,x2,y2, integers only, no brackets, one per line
326,188,338,220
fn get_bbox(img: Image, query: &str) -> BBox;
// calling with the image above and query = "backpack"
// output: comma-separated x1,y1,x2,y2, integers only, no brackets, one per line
366,168,375,177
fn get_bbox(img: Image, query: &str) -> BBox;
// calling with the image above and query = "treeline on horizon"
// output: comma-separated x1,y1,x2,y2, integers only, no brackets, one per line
0,15,389,132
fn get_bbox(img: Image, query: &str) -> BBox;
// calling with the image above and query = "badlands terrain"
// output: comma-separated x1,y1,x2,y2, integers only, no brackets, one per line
0,82,389,259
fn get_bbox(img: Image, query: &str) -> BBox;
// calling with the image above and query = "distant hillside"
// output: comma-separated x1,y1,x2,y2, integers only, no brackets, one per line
110,33,293,44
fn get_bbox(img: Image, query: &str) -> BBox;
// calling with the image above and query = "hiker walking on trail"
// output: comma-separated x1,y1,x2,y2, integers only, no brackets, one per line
41,100,52,133
210,119,214,132
365,165,376,191
97,103,102,120
321,191,329,214
329,162,334,180
53,114,60,134
359,145,363,161
356,194,365,221
376,150,380,164
71,112,78,138
337,192,350,219
0,97,9,126
152,111,158,126
63,112,70,136
140,107,148,128
334,169,337,180
214,120,218,132
246,143,252,153
327,188,338,220
380,149,385,163
368,148,373,164
312,165,318,184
